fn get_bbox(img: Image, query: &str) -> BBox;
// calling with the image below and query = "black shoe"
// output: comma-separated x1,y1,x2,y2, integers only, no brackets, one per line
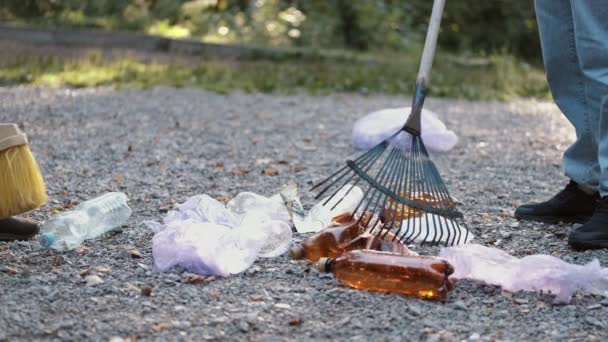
0,217,40,241
514,180,598,224
568,197,608,250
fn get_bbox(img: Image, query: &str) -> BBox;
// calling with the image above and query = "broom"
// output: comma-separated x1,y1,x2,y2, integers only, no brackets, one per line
0,123,47,219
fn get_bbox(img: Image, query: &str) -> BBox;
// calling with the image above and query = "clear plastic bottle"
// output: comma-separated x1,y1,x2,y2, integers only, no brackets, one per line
318,250,455,300
40,192,132,251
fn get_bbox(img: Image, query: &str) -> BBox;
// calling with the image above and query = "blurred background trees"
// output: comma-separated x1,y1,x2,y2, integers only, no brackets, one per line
0,0,541,61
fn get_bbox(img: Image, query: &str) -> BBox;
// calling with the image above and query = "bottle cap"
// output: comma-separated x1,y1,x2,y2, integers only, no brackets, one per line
289,246,304,260
317,257,331,272
39,232,56,248
0,124,28,152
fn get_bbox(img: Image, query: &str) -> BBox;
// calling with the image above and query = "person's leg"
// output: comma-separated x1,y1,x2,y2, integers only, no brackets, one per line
569,3,608,195
515,0,599,223
567,1,608,249
537,0,600,188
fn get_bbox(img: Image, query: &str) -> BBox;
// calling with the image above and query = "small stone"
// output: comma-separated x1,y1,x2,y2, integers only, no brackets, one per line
274,303,291,309
585,317,605,329
237,321,250,333
85,275,104,286
586,304,602,310
408,306,421,317
453,300,468,311
600,298,608,306
513,298,528,305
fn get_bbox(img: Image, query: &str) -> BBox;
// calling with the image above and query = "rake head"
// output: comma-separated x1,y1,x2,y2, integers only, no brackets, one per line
311,128,469,246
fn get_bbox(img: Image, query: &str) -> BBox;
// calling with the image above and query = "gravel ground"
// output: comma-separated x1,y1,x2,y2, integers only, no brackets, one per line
1,86,607,341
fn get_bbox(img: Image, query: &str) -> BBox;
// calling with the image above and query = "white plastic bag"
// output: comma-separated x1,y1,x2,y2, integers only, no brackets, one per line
352,107,458,152
147,192,293,276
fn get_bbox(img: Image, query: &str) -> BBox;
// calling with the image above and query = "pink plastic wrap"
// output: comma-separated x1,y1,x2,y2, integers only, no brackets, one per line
440,244,608,303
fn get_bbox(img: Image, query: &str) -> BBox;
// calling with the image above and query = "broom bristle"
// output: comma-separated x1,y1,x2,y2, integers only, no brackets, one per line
0,144,47,219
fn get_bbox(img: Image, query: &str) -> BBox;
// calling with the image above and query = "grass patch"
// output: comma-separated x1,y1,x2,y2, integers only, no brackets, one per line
0,49,549,100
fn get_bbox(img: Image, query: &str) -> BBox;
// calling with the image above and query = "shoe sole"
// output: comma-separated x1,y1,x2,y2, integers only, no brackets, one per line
515,214,590,224
0,232,37,241
568,239,608,251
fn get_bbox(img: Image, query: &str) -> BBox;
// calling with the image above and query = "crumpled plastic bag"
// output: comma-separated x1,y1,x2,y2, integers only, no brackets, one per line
352,107,458,152
439,244,608,303
146,193,292,276
281,184,364,233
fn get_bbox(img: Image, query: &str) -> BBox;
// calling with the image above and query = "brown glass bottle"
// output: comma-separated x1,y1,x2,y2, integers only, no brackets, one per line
318,250,454,300
290,217,365,261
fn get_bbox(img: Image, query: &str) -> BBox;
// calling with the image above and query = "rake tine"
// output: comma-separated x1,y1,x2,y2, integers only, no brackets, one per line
406,137,428,244
311,142,386,192
380,146,408,239
314,143,386,200
327,146,386,209
365,148,403,233
353,147,400,228
369,145,405,234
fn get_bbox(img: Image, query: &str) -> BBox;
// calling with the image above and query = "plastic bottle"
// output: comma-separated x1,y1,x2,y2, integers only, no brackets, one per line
289,216,365,261
40,192,132,251
318,250,455,300
290,213,415,261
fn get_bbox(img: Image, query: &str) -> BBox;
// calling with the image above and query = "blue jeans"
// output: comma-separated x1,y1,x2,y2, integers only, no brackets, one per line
535,0,608,195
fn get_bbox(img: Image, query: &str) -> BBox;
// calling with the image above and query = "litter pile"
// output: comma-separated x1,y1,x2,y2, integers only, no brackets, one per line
35,187,608,304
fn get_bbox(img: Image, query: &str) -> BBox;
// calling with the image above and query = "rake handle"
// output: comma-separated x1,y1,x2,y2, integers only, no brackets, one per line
404,0,445,134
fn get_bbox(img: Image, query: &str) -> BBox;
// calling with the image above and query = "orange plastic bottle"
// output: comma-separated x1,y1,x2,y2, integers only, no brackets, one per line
289,215,365,261
318,250,454,300
290,212,416,261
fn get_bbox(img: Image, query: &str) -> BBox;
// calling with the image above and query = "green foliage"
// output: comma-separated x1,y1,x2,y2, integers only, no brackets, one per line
1,0,541,60
0,49,549,100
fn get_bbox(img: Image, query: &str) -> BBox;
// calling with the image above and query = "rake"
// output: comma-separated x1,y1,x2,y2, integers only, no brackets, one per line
311,0,469,246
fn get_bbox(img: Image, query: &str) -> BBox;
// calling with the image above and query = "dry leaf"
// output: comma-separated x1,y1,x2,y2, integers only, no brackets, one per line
182,274,207,284
262,168,278,176
1,266,17,274
141,285,153,297
127,247,143,258
152,322,171,332
277,160,289,165
288,319,303,326
51,255,65,266
79,269,96,277
114,175,125,183
479,213,492,221
215,162,224,168
239,169,251,175
97,267,112,274
250,295,265,301
209,288,221,297
75,245,91,254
